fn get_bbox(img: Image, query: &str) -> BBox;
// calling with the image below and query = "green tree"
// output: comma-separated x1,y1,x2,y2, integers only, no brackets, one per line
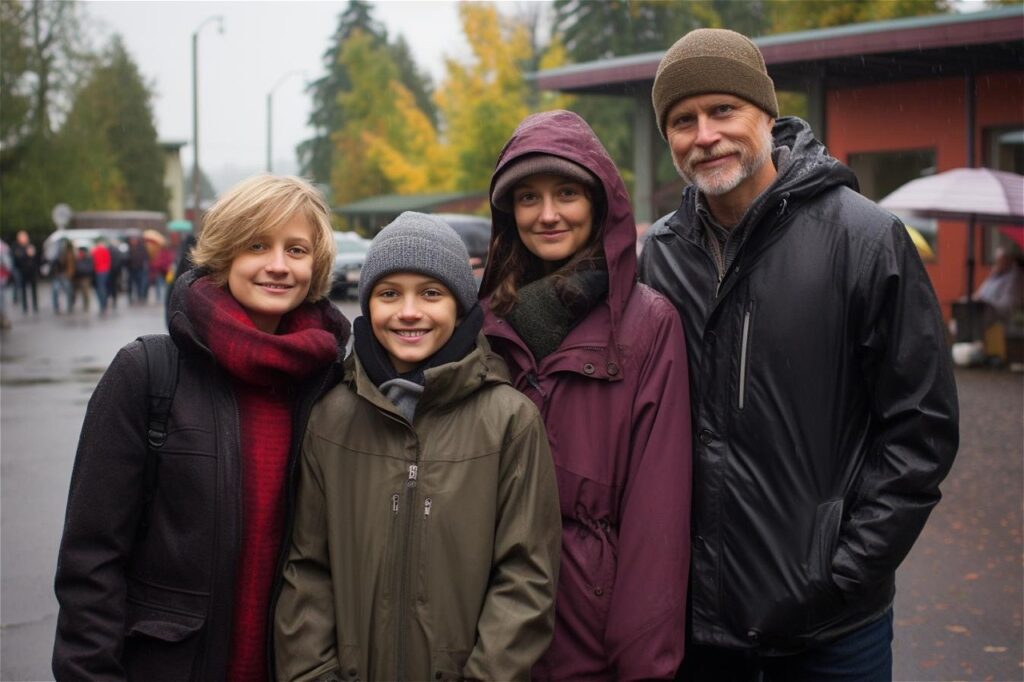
0,0,92,240
299,0,387,185
330,28,399,205
388,35,438,129
61,35,167,210
768,0,949,33
435,3,533,191
1,0,32,151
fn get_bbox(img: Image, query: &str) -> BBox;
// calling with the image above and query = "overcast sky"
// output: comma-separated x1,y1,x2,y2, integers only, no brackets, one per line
84,1,478,192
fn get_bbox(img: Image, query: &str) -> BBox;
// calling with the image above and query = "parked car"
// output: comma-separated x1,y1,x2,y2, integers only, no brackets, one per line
434,213,491,280
331,231,370,299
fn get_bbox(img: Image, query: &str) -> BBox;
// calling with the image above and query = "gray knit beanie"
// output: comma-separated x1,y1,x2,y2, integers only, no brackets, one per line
359,212,477,317
491,153,598,213
652,28,779,139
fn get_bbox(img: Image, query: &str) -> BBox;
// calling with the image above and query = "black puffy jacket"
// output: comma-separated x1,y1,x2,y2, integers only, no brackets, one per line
638,117,958,654
52,270,349,681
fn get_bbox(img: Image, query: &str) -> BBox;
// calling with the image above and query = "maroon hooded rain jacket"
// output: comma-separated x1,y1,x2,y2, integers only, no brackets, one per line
481,110,692,681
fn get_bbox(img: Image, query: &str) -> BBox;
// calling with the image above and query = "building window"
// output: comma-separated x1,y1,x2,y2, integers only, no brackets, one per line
848,149,938,262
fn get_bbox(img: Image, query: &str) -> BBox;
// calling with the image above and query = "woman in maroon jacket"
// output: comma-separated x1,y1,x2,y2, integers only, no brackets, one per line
480,109,692,680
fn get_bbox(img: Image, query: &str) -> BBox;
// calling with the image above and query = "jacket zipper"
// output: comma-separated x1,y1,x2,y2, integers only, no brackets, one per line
418,498,432,603
738,309,752,410
396,461,418,680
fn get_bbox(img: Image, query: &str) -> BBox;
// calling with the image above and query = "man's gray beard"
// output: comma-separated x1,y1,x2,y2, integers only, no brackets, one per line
675,128,774,197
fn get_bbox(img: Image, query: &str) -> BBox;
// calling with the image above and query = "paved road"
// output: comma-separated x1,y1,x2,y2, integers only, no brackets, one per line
1,286,1021,681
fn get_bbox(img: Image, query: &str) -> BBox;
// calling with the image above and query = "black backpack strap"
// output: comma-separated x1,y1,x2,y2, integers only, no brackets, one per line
137,334,179,529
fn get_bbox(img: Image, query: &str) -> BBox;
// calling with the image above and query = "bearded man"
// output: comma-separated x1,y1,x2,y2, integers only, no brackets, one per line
638,28,960,681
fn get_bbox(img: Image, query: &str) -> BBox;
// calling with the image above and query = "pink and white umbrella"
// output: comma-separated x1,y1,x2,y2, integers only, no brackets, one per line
879,167,1024,224
880,168,1024,314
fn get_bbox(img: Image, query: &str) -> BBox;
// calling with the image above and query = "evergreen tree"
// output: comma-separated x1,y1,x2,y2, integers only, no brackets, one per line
0,0,92,239
1,0,32,152
299,0,387,185
388,35,437,129
63,35,168,211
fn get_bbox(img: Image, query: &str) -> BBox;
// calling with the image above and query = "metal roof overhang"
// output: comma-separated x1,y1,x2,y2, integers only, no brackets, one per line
534,7,1024,96
334,191,484,216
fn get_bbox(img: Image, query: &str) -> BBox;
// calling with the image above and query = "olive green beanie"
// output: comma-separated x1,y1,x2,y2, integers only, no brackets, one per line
652,28,779,139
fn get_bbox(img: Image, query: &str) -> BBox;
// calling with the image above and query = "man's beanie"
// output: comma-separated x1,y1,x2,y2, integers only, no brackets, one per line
652,28,779,139
358,211,477,317
491,153,599,213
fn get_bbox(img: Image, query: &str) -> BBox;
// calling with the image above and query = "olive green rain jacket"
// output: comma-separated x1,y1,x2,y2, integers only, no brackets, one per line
274,336,561,682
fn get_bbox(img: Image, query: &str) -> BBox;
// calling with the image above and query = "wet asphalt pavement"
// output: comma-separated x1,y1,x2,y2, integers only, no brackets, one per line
1,285,1020,681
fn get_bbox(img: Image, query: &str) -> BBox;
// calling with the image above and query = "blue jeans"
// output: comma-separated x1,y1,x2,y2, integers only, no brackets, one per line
94,273,109,313
679,609,894,682
52,275,72,312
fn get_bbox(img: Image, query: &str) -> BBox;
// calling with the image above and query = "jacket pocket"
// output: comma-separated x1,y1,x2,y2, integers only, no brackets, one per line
810,498,844,584
430,648,469,682
381,492,401,602
805,498,846,630
122,601,205,682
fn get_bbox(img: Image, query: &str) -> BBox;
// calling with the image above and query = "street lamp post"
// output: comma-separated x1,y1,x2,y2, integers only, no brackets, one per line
191,15,224,233
266,70,305,173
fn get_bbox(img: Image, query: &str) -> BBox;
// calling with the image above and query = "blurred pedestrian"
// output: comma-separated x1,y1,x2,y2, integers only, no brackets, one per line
0,238,11,328
149,244,173,304
106,239,125,311
974,245,1023,322
638,28,959,680
12,230,39,314
480,110,693,680
51,239,75,314
53,174,349,681
91,239,112,315
127,235,149,303
72,246,93,312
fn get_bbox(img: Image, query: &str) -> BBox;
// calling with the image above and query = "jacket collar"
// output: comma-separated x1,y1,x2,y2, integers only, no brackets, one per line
347,334,510,420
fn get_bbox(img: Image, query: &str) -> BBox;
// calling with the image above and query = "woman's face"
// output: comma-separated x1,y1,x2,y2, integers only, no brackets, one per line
227,213,315,333
512,173,594,268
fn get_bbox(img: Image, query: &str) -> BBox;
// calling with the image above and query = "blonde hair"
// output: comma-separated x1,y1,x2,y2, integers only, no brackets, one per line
191,174,336,301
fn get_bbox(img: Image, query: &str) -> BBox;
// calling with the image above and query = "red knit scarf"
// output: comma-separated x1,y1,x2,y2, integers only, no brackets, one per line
188,278,339,682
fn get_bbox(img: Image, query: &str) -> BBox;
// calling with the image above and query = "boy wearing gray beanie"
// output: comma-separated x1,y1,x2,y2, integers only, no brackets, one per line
275,213,561,682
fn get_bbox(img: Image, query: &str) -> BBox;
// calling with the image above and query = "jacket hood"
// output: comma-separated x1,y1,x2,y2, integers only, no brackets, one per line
348,333,510,418
769,116,858,202
481,109,637,323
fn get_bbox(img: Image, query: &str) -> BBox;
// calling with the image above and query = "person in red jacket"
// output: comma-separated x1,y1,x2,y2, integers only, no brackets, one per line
90,239,112,314
480,109,693,680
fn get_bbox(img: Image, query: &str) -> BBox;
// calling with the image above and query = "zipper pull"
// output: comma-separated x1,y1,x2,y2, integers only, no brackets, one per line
391,493,400,514
424,498,432,517
408,464,418,488
714,272,724,299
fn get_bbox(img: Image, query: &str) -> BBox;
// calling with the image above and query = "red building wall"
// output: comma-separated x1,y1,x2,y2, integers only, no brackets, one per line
826,71,1024,320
